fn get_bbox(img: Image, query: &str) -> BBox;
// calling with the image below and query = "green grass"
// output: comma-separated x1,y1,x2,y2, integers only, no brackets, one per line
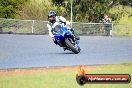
109,5,132,37
0,63,132,88
113,24,132,37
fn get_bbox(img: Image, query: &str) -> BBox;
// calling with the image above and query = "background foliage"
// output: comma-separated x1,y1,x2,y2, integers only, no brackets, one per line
0,0,132,23
0,0,27,18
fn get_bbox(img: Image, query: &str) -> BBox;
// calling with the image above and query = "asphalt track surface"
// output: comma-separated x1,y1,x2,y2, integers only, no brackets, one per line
0,34,132,69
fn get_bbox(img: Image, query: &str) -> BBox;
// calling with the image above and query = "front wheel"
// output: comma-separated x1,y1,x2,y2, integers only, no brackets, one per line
65,39,80,54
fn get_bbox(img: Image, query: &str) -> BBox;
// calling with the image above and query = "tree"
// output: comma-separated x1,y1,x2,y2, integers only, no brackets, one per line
51,0,65,6
65,0,111,22
0,0,27,18
17,0,51,20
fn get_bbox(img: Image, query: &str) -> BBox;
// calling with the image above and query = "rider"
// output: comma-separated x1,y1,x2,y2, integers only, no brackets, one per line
102,14,112,37
47,11,79,45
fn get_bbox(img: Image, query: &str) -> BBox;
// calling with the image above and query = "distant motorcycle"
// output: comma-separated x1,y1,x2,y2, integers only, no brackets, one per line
52,23,81,54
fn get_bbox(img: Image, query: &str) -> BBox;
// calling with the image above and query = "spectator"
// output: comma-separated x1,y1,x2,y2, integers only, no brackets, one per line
102,14,112,37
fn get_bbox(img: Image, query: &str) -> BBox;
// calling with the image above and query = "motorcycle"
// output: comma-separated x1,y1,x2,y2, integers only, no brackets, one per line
52,23,81,54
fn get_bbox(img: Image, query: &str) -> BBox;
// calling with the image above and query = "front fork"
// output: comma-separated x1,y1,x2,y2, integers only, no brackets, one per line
74,39,79,48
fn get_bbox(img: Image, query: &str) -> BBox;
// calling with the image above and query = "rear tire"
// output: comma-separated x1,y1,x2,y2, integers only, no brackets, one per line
65,39,80,54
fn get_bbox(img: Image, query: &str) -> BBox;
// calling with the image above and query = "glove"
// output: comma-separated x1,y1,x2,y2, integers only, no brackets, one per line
52,37,55,41
52,37,58,45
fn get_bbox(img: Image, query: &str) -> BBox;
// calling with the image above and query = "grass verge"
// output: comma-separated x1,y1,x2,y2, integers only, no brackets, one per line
0,63,132,88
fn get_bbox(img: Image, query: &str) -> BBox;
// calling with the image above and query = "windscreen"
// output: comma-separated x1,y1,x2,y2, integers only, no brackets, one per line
52,25,63,34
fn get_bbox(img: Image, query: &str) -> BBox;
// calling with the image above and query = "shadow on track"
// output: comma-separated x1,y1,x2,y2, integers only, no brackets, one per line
49,52,77,55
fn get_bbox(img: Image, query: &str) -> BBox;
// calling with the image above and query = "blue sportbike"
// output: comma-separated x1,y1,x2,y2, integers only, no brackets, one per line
52,23,81,54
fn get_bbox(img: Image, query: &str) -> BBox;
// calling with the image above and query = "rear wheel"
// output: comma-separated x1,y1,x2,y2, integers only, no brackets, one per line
65,39,80,54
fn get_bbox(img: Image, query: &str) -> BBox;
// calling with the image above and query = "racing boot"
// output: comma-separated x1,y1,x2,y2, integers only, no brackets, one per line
74,34,80,40
63,47,67,51
70,28,80,40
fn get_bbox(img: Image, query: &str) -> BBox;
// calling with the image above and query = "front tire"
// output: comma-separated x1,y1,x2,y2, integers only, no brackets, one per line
65,39,80,54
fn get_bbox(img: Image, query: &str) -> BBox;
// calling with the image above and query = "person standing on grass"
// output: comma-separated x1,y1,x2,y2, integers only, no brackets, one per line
102,14,112,37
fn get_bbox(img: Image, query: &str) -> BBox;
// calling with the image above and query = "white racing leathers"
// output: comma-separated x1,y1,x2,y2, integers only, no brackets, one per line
47,16,67,38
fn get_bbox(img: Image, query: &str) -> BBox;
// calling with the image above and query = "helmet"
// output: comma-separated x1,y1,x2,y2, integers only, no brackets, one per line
48,11,56,17
48,11,56,23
